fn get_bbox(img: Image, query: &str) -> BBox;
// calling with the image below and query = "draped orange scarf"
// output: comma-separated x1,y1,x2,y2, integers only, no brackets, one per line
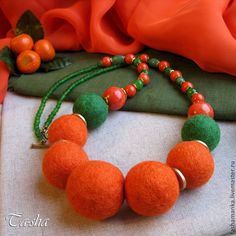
0,0,236,103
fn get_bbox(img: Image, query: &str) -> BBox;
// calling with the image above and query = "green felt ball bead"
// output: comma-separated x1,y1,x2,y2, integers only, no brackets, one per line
181,114,220,151
73,93,108,130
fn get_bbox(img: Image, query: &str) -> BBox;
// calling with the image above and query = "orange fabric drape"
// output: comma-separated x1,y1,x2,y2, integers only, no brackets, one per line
0,0,236,103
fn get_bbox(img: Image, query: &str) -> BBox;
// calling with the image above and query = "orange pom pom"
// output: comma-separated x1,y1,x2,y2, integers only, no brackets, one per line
66,160,124,220
48,114,88,146
167,141,214,189
125,161,179,216
42,140,88,189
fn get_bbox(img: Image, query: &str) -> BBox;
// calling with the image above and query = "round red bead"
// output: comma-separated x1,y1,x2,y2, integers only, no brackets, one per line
101,57,112,67
125,84,137,97
103,87,127,110
181,81,193,93
139,54,149,63
170,70,182,82
191,93,205,103
138,73,150,85
124,54,135,64
137,63,149,73
188,103,214,118
158,61,170,72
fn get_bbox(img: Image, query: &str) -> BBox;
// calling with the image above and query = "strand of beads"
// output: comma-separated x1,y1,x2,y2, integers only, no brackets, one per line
73,54,151,129
36,53,221,221
147,57,214,118
145,56,220,151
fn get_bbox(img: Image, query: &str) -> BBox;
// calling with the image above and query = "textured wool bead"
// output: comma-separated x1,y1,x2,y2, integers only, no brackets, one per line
188,102,214,118
66,160,124,220
125,161,179,216
48,114,88,146
73,93,108,129
42,140,89,189
181,114,220,151
167,141,214,189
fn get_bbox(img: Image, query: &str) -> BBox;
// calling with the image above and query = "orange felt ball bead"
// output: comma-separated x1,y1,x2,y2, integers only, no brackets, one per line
42,140,88,189
48,114,88,146
66,160,124,220
167,141,214,189
125,161,179,216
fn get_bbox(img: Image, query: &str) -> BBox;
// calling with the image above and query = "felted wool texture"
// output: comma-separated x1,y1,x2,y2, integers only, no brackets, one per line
181,114,221,151
48,114,87,146
66,160,124,220
2,93,235,236
125,161,179,216
167,141,214,189
42,140,89,189
73,93,108,129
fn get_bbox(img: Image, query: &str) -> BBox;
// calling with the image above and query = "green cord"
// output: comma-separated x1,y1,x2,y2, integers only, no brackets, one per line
34,63,126,142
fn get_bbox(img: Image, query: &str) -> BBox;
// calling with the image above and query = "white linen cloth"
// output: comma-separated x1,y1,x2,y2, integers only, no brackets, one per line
0,93,235,236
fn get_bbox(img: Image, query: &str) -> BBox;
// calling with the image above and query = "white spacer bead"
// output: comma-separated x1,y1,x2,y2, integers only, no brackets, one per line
172,168,187,191
195,140,209,150
74,113,87,127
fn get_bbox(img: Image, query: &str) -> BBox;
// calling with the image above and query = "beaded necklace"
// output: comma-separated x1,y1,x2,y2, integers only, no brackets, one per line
33,53,221,220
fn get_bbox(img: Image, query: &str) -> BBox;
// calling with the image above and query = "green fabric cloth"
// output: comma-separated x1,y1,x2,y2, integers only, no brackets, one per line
8,49,236,121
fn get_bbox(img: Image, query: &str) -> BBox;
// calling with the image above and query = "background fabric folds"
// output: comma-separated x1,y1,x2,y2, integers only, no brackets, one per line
0,0,236,103
0,0,236,74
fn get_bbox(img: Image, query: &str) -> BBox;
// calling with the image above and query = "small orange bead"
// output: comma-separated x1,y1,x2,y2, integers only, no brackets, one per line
34,39,55,62
16,50,41,74
138,73,150,85
124,54,135,64
188,102,214,118
191,93,205,103
10,33,34,55
181,81,193,93
139,54,149,63
137,63,149,73
170,70,182,82
158,61,170,72
125,84,137,97
100,56,112,67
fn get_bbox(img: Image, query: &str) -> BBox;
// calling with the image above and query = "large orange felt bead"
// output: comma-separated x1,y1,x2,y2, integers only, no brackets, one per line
125,161,179,216
66,160,124,220
48,114,88,146
167,141,214,189
42,140,88,189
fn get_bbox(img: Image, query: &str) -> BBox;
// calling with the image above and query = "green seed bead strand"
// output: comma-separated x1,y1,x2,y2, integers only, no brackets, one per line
33,64,100,141
34,64,126,142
